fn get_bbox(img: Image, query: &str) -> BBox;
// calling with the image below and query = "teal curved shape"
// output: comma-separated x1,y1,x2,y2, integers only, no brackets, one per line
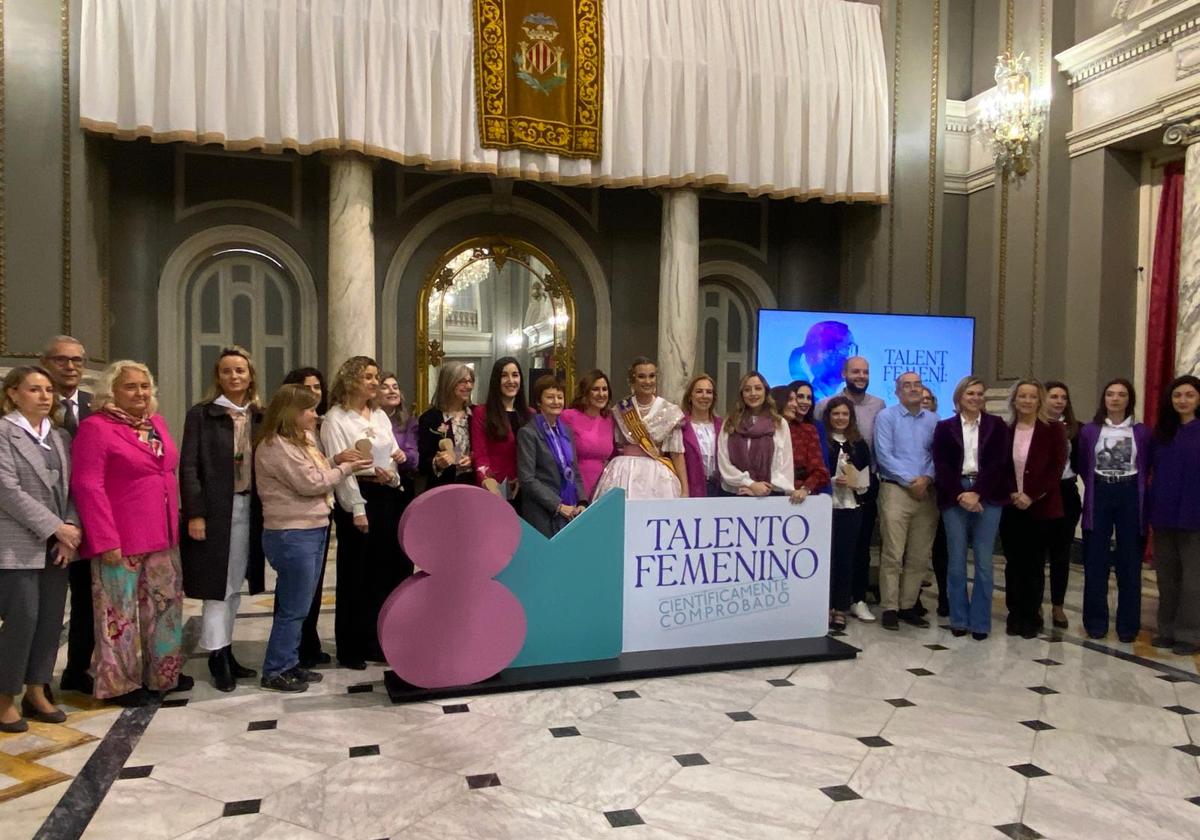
496,489,626,668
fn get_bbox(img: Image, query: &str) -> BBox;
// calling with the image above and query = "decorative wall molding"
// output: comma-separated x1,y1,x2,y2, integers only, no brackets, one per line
174,146,303,228
1065,80,1200,156
943,96,997,195
1056,0,1200,87
924,0,942,313
697,260,778,312
886,0,903,310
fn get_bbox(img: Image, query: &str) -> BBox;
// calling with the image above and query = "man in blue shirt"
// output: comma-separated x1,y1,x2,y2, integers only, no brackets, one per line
873,371,939,630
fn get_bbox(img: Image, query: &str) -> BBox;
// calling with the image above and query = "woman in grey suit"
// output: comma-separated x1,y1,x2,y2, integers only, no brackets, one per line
0,366,80,732
518,376,587,537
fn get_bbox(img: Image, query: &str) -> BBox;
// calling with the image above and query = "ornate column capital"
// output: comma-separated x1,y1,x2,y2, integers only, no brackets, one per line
1163,119,1200,146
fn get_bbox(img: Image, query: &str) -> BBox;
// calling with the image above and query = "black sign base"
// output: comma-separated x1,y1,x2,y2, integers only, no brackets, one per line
383,636,858,704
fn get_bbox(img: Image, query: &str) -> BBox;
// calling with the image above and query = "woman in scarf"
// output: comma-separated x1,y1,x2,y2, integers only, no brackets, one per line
518,376,587,536
717,372,808,503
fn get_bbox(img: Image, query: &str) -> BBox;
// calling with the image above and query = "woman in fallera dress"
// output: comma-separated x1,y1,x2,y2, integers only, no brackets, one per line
591,357,688,500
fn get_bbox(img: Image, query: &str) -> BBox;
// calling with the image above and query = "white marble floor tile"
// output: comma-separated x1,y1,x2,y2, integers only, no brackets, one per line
124,706,248,767
811,797,1007,840
1172,678,1200,709
1023,775,1200,840
273,705,434,748
783,659,918,700
81,777,223,840
382,712,553,775
259,754,462,840
392,786,609,840
577,697,734,755
902,675,1043,721
879,705,1035,765
0,779,69,839
849,747,1025,826
750,686,895,738
929,647,1047,688
850,638,937,670
497,733,680,811
173,813,333,840
1031,729,1200,798
465,686,618,726
1044,663,1180,706
636,763,830,839
36,739,101,776
702,719,866,787
149,734,333,802
635,672,774,713
1041,693,1190,746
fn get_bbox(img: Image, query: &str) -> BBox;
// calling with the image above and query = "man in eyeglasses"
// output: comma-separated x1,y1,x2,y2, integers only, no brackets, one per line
41,335,95,695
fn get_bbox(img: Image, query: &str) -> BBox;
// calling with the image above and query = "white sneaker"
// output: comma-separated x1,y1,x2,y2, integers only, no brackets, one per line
850,601,876,622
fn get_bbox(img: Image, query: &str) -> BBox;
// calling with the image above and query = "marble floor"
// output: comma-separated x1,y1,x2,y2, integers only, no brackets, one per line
3,554,1200,840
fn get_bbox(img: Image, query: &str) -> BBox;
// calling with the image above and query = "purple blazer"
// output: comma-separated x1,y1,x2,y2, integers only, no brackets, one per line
931,413,1016,510
681,415,722,498
1078,421,1152,534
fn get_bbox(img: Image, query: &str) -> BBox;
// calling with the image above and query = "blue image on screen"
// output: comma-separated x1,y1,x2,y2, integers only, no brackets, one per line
755,310,975,411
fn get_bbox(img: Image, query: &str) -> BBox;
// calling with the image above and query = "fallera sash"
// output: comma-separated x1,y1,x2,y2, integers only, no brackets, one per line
618,397,677,478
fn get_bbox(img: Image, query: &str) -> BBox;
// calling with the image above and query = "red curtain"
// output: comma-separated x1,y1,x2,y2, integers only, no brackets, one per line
1144,160,1184,429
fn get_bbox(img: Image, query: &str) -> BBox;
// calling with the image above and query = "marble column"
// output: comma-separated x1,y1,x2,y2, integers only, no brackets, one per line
657,189,700,402
327,153,376,368
1165,121,1200,376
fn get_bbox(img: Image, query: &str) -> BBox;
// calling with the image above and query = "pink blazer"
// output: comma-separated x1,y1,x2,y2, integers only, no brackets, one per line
71,412,181,559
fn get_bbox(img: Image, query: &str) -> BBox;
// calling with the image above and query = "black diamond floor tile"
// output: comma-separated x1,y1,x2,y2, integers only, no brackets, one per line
604,809,645,828
550,726,581,738
1158,674,1187,683
349,744,380,758
857,736,892,748
613,690,640,699
1174,744,1200,757
246,719,277,731
767,678,794,687
442,704,470,714
1020,720,1055,732
995,822,1045,840
885,698,916,708
1009,763,1051,779
1188,795,1200,807
726,711,756,722
160,698,189,708
820,785,862,802
1027,686,1058,695
1165,705,1198,715
1033,658,1061,666
924,643,949,651
347,684,374,694
907,668,935,676
674,753,709,767
467,772,501,789
222,799,262,817
118,765,153,780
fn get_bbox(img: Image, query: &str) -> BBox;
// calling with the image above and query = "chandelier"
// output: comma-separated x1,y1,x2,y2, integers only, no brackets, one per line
975,52,1050,181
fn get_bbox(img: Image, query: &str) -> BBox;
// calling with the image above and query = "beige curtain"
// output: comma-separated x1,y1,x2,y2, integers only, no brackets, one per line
81,0,890,202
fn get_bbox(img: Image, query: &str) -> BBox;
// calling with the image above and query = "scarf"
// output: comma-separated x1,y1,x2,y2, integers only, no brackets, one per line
537,414,578,506
729,412,776,483
102,405,162,457
215,396,252,493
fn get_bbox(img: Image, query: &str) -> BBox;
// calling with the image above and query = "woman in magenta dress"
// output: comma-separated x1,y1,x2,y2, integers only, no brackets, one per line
560,369,616,499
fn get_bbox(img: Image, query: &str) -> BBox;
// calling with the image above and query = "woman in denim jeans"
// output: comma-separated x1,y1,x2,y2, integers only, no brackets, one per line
254,386,369,692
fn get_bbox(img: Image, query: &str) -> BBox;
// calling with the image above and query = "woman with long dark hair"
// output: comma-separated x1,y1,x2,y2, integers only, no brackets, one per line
1149,374,1200,655
770,383,830,496
1044,380,1081,629
471,357,530,504
1078,378,1151,642
823,395,870,631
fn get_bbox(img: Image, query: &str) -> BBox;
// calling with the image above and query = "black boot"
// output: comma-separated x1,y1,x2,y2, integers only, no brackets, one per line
208,649,235,693
226,646,257,680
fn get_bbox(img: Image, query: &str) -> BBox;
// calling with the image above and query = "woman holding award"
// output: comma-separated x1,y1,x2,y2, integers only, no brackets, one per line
591,358,688,500
319,356,406,670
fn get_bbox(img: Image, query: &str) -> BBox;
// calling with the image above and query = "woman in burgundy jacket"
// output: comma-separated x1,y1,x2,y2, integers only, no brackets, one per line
1000,380,1068,638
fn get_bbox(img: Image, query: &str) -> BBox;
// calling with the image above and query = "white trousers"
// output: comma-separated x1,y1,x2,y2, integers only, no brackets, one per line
200,494,251,651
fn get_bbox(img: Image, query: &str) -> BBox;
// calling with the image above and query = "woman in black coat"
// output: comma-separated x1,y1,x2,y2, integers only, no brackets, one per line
179,347,265,691
418,362,477,489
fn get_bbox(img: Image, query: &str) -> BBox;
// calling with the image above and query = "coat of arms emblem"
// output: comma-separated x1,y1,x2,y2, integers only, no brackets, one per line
513,12,568,95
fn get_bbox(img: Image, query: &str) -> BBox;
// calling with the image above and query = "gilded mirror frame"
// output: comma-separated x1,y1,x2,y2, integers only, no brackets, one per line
415,236,577,408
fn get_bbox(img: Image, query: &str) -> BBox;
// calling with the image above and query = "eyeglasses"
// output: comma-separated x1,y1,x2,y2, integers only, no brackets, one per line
46,355,85,368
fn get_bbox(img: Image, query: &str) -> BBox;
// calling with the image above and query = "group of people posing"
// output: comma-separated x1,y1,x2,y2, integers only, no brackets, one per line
1,336,1198,733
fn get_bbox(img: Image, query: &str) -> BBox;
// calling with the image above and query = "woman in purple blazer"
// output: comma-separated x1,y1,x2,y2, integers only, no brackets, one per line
1078,378,1152,643
680,374,722,497
931,376,1015,640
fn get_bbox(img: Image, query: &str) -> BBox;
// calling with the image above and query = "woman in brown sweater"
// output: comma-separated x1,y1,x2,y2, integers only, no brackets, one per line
254,385,368,692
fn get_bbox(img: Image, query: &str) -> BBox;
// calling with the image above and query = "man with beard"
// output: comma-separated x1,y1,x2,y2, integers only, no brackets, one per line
815,357,886,622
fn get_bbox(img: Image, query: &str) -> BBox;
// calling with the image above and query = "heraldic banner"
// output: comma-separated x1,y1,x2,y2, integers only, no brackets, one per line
474,0,603,159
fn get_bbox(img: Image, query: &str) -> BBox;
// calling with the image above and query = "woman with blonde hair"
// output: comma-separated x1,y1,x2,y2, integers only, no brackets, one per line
71,361,190,705
717,372,806,502
417,361,477,489
257,385,369,691
680,373,722,497
319,356,405,669
179,346,265,691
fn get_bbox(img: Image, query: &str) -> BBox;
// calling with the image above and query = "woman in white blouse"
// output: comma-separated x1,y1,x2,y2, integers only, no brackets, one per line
717,372,806,503
319,356,406,670
680,374,722,497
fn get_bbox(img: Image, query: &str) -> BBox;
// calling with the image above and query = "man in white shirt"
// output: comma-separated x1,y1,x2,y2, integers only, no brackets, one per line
41,335,94,695
815,357,887,622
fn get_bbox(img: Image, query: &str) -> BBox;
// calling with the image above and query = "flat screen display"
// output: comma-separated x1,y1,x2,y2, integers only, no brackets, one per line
755,309,976,412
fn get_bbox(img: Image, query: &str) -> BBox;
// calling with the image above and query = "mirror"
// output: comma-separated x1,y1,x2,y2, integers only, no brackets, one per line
415,237,576,408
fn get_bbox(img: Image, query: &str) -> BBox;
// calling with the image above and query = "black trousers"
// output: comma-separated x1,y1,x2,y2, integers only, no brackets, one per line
931,520,948,610
64,557,95,680
1001,506,1051,633
297,521,332,661
1046,479,1082,607
851,476,879,603
830,507,863,611
332,482,412,664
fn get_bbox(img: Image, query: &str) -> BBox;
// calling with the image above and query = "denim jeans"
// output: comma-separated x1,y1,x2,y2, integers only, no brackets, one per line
262,527,327,678
1083,478,1141,639
942,493,1003,634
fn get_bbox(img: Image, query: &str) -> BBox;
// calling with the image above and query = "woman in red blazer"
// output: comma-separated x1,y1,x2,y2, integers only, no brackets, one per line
1000,380,1068,638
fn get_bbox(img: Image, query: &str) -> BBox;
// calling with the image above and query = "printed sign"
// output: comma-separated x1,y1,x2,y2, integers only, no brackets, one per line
622,495,832,652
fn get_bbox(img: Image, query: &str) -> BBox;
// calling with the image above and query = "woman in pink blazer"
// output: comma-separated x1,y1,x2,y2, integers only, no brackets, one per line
71,361,188,706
